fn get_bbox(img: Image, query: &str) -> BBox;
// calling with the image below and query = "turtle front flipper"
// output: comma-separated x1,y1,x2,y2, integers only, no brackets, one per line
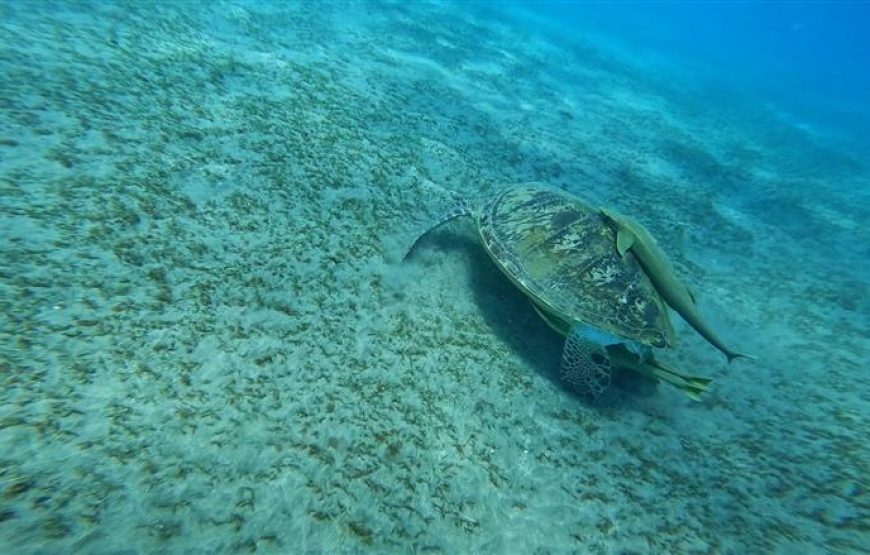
560,324,613,401
403,199,475,260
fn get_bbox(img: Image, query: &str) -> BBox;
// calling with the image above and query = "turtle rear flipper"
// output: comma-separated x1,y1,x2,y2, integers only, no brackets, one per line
560,325,613,401
403,199,475,260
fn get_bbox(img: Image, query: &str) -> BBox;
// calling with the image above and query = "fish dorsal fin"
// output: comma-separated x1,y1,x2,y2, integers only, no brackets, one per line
600,208,636,258
616,227,636,258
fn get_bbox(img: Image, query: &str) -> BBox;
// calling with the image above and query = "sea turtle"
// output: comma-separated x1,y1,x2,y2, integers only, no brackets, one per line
404,183,712,400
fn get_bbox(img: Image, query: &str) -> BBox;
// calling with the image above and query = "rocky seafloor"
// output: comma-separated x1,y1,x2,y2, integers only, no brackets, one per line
0,1,866,553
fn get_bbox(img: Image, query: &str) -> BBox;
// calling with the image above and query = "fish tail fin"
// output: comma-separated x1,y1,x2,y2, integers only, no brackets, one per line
651,367,714,401
726,351,757,364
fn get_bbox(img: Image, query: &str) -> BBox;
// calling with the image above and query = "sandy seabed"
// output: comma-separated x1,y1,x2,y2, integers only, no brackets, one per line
0,1,866,553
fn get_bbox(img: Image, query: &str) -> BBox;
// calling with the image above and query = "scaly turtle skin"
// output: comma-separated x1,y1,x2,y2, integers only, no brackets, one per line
405,183,711,401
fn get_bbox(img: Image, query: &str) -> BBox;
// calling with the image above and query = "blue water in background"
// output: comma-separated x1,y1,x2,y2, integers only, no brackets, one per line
501,1,870,150
489,0,870,279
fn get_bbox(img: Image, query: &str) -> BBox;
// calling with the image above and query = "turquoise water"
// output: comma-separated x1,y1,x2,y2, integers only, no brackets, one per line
1,1,866,553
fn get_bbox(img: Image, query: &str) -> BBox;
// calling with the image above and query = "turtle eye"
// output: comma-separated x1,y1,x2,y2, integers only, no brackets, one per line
591,353,608,366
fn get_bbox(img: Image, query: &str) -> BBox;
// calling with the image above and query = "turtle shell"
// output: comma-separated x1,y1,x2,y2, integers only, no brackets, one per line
477,184,675,348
